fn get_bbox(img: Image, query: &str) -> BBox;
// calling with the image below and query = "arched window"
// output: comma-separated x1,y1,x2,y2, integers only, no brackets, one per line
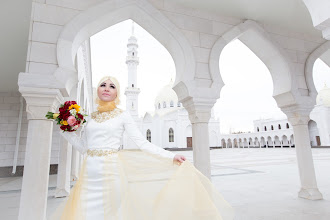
177,102,181,107
278,124,281,130
257,127,259,132
158,103,161,109
264,126,267,131
169,128,174,142
286,123,289,129
163,101,166,108
146,129,151,142
170,100,174,107
271,125,274,130
132,52,135,56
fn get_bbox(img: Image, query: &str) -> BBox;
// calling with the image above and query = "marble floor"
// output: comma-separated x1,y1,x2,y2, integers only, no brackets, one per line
1,148,330,220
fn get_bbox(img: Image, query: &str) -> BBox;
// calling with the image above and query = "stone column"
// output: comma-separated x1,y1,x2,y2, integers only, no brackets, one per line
285,108,323,200
18,87,63,220
184,99,213,179
55,135,72,198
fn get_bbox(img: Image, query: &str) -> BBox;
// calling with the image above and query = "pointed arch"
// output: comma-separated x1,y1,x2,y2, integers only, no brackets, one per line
210,20,297,107
56,0,195,97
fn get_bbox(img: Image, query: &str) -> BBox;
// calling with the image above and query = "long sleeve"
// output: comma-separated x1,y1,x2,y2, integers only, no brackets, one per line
123,111,175,160
60,127,88,154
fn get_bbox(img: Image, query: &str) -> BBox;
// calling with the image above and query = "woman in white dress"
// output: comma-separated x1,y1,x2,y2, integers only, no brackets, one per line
50,76,234,220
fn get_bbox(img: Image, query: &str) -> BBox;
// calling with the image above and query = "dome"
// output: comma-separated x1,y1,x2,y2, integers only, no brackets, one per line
154,80,179,110
316,84,330,107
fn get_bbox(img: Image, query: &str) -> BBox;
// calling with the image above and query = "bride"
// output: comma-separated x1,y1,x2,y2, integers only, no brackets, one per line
50,76,234,220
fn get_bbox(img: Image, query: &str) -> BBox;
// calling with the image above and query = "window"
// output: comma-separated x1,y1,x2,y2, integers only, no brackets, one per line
169,128,174,142
170,100,174,107
271,125,274,130
257,127,259,132
177,102,181,107
264,126,267,131
158,103,161,109
286,123,289,129
278,124,281,130
163,101,166,108
146,129,151,142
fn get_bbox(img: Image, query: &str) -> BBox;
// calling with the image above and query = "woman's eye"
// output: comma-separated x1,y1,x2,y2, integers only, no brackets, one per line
100,84,105,87
110,85,115,89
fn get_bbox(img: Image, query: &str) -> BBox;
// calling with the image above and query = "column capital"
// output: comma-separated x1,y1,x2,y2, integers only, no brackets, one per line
182,97,216,123
19,87,64,120
281,104,314,126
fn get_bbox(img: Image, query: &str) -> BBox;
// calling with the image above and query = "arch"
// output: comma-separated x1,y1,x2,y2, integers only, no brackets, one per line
221,139,226,148
249,137,253,147
227,139,233,148
305,41,330,101
308,120,320,146
56,0,195,97
169,128,174,142
210,20,296,105
260,136,266,148
274,135,281,147
282,135,289,147
267,136,273,147
146,129,151,142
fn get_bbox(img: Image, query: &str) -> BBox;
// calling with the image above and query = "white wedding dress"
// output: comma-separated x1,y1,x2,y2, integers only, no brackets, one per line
50,108,234,220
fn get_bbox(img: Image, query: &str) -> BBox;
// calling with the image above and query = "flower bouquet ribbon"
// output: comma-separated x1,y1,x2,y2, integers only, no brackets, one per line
45,101,87,132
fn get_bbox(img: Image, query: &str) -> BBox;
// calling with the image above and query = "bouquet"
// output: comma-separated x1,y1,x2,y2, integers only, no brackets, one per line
45,101,87,132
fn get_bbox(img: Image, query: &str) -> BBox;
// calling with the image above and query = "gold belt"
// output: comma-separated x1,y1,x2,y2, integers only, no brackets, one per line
87,149,118,157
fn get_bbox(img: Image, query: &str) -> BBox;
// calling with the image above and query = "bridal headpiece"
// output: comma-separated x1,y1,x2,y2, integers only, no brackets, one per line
95,75,121,112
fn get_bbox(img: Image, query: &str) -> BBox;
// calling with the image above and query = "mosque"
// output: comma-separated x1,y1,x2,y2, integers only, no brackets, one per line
220,84,330,148
1,1,330,219
111,25,222,149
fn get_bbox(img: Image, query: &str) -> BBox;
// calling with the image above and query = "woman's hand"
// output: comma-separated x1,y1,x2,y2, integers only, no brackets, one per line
173,154,186,165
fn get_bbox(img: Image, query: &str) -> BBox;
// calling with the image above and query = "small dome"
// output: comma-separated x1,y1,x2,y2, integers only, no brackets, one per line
316,84,330,107
154,80,178,109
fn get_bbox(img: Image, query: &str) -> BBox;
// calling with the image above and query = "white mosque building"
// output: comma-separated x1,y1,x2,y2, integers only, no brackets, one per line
109,24,222,149
219,84,330,148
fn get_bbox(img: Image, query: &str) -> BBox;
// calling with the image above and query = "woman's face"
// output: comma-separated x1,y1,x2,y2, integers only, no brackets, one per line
97,79,117,102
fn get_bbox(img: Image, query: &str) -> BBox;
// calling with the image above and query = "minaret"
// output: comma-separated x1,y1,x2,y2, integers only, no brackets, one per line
124,21,140,118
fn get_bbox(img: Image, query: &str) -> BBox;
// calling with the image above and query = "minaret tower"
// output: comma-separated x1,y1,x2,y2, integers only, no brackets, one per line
124,21,140,118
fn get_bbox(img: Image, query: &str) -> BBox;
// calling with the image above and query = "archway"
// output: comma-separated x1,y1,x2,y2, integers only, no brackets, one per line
308,120,321,146
56,0,195,100
282,135,289,147
221,139,226,148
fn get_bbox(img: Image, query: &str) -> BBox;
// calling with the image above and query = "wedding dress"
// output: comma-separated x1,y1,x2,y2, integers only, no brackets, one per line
49,108,234,220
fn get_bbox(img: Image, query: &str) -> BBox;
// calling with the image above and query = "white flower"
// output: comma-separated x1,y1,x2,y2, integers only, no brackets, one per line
70,109,77,115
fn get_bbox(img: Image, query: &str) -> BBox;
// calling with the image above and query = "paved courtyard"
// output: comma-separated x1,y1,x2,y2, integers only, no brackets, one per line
1,148,330,220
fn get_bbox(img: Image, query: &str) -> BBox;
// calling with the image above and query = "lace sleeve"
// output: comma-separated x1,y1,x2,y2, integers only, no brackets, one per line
60,126,88,154
123,111,175,160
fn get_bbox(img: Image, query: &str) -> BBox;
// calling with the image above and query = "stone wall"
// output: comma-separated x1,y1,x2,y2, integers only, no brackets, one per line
0,92,60,172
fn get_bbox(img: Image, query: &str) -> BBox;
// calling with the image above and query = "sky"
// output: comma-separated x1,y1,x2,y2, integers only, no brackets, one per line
90,19,330,134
